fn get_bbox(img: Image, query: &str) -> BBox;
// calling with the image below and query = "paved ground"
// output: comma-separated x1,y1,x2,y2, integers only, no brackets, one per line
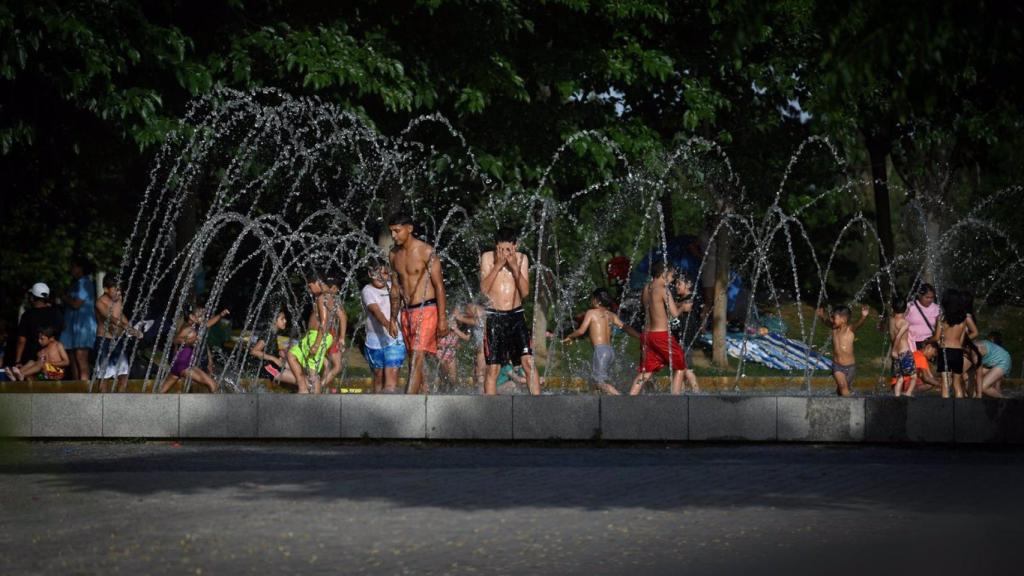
1,442,1023,575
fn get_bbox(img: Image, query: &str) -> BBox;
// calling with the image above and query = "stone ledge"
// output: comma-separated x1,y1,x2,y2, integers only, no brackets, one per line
343,395,425,439
513,395,600,440
778,397,864,442
600,396,688,440
426,396,512,440
103,394,179,438
689,396,777,441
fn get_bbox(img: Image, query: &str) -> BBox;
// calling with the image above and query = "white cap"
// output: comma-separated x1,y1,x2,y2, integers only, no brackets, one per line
29,282,50,298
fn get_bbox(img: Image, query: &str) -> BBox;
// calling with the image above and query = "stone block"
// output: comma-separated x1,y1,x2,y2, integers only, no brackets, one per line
689,396,777,441
32,394,102,437
103,394,179,438
778,397,864,442
180,395,258,438
513,395,600,440
864,397,954,443
0,394,31,436
342,395,426,439
258,394,340,438
955,399,1024,444
426,395,512,440
600,396,688,441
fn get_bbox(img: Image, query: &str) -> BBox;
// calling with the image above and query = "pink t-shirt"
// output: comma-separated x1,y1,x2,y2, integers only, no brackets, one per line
905,299,939,349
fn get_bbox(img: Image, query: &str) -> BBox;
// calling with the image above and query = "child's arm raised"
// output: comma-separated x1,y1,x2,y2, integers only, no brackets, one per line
206,309,230,329
816,306,835,328
851,307,871,331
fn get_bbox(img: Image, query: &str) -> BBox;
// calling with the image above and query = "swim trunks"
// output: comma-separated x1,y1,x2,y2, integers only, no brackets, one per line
484,307,532,366
935,348,964,374
891,351,915,378
833,362,857,385
437,332,460,363
93,336,130,379
364,341,407,370
592,344,614,384
289,329,334,372
40,363,65,381
401,300,438,354
639,331,686,373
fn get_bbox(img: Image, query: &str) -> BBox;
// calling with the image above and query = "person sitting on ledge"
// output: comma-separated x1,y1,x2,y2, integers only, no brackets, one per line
9,326,69,382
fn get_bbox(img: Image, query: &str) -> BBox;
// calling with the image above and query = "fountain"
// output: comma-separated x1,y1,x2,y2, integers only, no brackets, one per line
90,87,1022,397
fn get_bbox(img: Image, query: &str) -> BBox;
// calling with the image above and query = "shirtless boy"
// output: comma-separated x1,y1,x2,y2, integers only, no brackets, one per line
287,274,344,394
562,288,635,395
94,276,142,392
629,260,689,395
816,304,870,396
479,227,540,395
933,294,977,398
10,326,69,381
888,299,915,397
388,212,448,394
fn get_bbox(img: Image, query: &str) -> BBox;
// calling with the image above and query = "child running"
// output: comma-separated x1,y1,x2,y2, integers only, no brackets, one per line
562,288,635,395
9,326,69,381
630,260,688,395
887,299,915,397
159,306,227,393
816,304,870,396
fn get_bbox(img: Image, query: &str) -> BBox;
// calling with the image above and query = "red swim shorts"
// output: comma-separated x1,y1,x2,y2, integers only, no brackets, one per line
639,331,687,373
401,303,438,355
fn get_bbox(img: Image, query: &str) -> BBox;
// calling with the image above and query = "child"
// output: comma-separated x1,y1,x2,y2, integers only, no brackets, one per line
899,339,941,396
496,363,528,393
629,260,689,395
250,310,298,387
562,288,634,395
453,302,487,388
94,276,142,392
158,306,227,393
288,275,339,394
974,332,1011,399
887,299,915,397
816,304,870,396
361,263,406,393
10,326,69,381
318,276,348,393
933,289,977,398
436,313,471,390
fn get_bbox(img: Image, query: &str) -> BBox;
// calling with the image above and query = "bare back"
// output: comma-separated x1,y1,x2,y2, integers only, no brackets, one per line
888,316,910,356
585,308,621,346
390,237,437,306
939,320,966,349
480,250,529,311
642,279,671,332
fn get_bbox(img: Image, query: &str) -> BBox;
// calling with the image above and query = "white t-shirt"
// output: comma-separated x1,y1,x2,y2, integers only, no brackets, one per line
361,283,401,349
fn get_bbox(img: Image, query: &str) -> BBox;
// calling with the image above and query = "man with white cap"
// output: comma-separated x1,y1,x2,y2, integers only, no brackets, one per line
13,282,65,371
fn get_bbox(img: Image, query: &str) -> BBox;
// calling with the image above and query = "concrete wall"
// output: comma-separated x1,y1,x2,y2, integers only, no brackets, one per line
1,393,1021,443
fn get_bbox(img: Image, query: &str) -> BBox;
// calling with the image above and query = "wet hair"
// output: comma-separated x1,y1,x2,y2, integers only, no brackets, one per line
989,331,1003,346
592,288,614,308
322,275,341,289
102,275,119,290
941,289,967,325
37,325,58,339
387,211,414,227
917,283,935,298
495,227,518,245
831,305,851,320
891,298,908,314
276,308,291,329
650,259,667,279
921,338,939,351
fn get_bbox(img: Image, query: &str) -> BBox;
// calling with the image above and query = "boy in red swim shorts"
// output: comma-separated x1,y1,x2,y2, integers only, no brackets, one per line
630,260,689,395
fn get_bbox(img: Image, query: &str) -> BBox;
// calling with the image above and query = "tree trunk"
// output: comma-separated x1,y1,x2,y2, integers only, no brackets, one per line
712,226,730,368
866,133,894,272
923,210,942,286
